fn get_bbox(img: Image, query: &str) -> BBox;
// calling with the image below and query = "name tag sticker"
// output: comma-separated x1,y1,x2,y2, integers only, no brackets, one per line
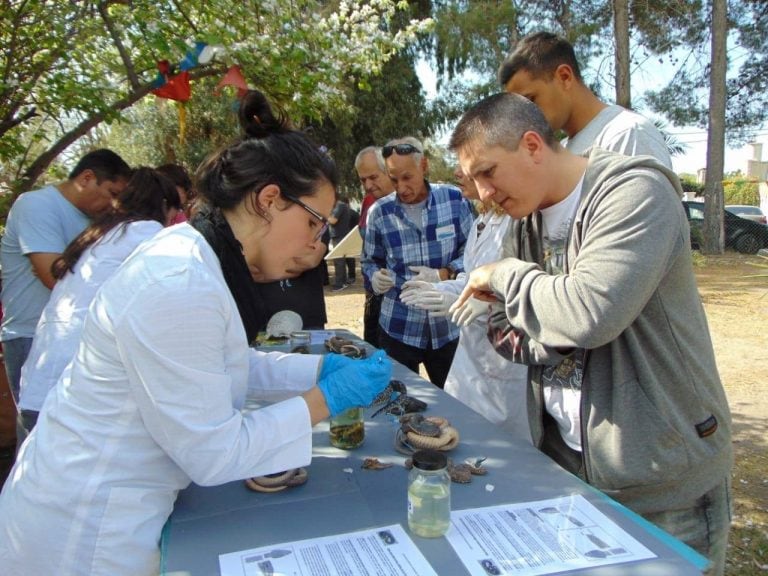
435,224,454,241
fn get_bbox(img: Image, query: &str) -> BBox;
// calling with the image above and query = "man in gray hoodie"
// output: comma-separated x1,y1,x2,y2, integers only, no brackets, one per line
448,93,732,575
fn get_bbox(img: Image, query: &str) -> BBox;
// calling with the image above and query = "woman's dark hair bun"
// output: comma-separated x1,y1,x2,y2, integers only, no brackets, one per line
238,89,292,138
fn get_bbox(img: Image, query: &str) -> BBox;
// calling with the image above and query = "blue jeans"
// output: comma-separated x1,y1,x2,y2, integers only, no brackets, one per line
643,477,732,576
2,337,33,451
2,337,32,403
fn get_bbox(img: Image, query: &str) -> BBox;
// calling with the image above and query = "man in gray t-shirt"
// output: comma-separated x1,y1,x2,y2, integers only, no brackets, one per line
1,149,131,404
499,31,672,167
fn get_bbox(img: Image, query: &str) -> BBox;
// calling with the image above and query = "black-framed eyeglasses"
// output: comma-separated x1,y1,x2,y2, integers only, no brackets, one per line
382,143,422,158
284,195,329,242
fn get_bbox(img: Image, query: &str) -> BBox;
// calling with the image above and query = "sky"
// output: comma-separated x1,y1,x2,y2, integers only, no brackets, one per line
415,60,768,176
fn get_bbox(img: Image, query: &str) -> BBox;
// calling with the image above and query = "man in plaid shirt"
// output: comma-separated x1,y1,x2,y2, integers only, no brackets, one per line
361,137,474,388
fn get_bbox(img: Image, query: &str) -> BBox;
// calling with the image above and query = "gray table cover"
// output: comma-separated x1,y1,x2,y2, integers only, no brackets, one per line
161,332,706,575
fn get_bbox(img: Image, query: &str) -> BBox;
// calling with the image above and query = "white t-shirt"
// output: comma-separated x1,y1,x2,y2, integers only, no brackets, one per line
566,104,673,168
18,220,163,411
540,176,585,451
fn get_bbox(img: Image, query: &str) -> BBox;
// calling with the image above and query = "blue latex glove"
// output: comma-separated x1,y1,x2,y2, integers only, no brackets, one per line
317,350,392,416
318,352,357,380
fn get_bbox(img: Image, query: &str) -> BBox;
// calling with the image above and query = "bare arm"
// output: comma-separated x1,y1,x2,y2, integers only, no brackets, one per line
301,387,331,425
28,252,61,289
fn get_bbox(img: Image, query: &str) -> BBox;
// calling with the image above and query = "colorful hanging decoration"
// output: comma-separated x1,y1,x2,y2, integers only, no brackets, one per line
148,40,242,145
151,61,192,145
215,65,249,97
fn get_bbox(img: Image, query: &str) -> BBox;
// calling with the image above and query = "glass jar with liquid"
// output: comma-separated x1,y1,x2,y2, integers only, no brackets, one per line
329,407,365,449
407,449,451,538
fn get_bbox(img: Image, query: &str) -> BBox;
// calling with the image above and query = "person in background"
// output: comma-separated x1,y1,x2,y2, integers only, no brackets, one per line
16,168,181,437
257,229,331,331
0,148,131,407
355,146,395,347
328,194,356,292
361,136,473,388
449,93,731,574
499,31,672,166
400,168,530,440
156,163,195,223
0,90,392,576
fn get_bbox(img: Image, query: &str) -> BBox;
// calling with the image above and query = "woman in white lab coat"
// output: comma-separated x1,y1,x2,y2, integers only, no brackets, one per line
401,170,530,440
0,90,391,576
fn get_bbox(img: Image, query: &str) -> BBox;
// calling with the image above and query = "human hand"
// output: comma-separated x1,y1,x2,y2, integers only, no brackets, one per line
400,281,458,317
449,261,500,313
408,265,441,283
450,296,491,327
318,353,358,380
317,350,393,416
371,268,395,295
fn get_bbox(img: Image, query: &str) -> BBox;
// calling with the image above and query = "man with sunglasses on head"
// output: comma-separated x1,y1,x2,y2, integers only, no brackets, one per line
361,137,474,388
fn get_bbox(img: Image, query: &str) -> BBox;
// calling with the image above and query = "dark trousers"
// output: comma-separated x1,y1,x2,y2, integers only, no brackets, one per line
378,330,458,389
332,257,356,288
363,291,382,347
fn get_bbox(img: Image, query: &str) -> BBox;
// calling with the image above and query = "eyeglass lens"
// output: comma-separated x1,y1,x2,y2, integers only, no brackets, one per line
286,195,328,241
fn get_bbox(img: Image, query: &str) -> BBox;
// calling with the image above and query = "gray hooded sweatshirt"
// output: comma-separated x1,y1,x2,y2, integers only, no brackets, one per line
488,148,732,514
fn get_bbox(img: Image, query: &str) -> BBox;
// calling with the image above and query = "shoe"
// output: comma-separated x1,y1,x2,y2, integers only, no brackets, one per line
331,284,349,292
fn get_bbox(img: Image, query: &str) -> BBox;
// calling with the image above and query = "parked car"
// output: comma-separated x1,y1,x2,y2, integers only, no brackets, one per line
682,201,768,254
725,205,767,225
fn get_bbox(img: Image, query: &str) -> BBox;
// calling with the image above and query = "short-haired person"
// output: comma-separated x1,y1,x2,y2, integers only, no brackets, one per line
355,146,395,347
362,137,474,387
0,149,132,406
16,168,181,436
448,93,731,574
0,90,392,576
499,31,672,165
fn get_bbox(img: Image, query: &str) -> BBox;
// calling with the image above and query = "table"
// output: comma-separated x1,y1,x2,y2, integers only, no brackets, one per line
160,331,707,575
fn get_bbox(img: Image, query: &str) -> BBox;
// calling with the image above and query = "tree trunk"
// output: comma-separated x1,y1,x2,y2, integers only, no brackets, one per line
612,0,631,109
703,0,727,254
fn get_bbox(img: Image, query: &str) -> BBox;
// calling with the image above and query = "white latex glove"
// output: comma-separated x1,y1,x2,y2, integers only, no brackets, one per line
400,281,458,317
371,268,395,295
450,297,491,327
408,265,442,283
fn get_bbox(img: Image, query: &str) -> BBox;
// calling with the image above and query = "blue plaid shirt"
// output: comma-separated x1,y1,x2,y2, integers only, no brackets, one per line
361,182,474,349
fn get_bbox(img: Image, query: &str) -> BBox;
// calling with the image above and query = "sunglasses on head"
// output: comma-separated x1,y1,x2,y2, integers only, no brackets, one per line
382,143,422,158
283,194,329,242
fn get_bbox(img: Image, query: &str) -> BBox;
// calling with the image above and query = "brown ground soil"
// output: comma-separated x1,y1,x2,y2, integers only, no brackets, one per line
325,253,768,574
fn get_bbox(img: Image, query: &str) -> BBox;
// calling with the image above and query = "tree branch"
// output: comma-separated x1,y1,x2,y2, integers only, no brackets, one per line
98,1,140,89
170,0,200,35
0,107,38,135
17,66,226,193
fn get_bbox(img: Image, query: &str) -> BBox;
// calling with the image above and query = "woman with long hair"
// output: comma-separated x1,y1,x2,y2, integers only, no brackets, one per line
0,90,391,576
16,167,181,436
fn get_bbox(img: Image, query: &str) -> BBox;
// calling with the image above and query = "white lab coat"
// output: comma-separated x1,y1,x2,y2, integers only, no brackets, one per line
0,224,321,575
440,211,531,441
19,220,163,412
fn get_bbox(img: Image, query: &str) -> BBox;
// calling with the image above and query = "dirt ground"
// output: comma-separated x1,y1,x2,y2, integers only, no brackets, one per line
326,253,768,575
